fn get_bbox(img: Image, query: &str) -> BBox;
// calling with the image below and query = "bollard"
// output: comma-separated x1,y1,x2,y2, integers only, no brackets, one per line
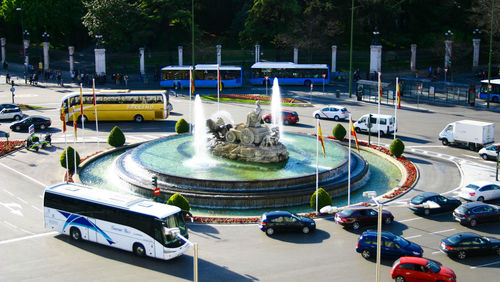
336,90,340,98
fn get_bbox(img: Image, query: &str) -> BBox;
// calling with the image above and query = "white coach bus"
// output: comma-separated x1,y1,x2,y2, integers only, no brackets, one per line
44,183,191,260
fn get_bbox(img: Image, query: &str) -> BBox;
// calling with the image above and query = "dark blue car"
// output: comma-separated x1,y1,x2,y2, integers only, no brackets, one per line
259,211,316,235
453,202,500,227
356,230,423,259
407,192,461,216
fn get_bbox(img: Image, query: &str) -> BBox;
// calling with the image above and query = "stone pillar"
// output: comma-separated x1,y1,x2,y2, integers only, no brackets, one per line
68,46,74,74
178,46,183,66
255,44,260,63
139,47,145,75
444,40,453,69
94,48,106,75
23,38,30,70
410,44,417,72
43,41,50,71
370,45,382,73
1,38,5,65
473,38,480,69
293,47,298,64
331,45,337,73
216,44,222,66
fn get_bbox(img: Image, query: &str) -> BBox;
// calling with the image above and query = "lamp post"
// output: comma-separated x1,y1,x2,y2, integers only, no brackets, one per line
444,30,454,82
363,191,382,282
472,29,481,70
42,32,50,71
23,30,30,84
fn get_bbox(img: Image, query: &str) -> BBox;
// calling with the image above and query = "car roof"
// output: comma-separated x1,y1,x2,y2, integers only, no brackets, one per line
263,211,292,217
282,110,296,114
362,230,396,238
466,181,496,187
326,105,346,108
414,192,439,198
398,256,428,264
460,201,489,209
449,232,481,239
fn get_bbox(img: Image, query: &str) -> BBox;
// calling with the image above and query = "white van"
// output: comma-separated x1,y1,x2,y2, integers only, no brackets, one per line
353,114,397,136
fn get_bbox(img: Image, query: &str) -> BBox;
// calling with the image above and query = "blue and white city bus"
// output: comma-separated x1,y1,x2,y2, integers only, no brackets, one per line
44,183,190,260
160,64,243,88
249,62,330,87
478,79,500,103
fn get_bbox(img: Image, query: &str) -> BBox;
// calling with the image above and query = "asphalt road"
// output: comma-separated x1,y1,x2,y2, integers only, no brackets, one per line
1,79,499,281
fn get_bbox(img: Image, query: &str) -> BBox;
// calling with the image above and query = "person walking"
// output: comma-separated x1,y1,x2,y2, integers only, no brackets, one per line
5,72,10,84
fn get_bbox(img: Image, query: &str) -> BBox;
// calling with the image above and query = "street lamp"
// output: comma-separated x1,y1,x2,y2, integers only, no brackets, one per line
473,28,482,38
42,32,50,41
444,30,454,81
95,34,103,48
363,191,383,282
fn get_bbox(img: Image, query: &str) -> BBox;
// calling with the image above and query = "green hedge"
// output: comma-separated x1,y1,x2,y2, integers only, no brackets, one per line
167,193,190,211
332,124,346,141
108,126,126,147
60,146,81,173
310,188,332,210
390,138,405,158
175,118,190,134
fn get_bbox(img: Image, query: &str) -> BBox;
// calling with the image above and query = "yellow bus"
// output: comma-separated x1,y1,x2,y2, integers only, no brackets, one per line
60,90,169,123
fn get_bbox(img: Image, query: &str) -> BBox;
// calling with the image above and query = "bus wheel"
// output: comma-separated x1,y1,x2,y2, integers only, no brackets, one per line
133,243,146,256
70,227,82,241
304,80,312,87
134,114,144,123
78,115,88,123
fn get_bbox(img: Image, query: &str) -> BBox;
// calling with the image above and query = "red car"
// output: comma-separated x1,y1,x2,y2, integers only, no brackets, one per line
391,257,456,282
262,110,299,125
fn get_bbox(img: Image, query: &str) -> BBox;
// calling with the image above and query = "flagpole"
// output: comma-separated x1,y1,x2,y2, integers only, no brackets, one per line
315,118,319,214
80,83,86,152
64,98,69,182
394,77,398,140
93,79,100,151
217,65,220,113
189,68,192,133
377,72,381,147
348,114,352,207
73,115,77,177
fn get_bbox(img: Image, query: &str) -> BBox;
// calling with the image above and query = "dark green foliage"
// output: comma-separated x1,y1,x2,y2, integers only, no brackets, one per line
31,136,39,142
167,193,190,212
390,138,405,158
175,118,190,134
310,188,332,210
332,124,347,141
108,126,126,147
60,146,81,173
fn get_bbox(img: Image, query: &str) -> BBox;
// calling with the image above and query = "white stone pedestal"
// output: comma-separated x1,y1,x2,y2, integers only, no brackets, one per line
370,45,382,73
43,41,49,71
473,38,480,69
1,38,5,65
255,44,260,62
139,48,145,75
94,48,106,75
178,46,183,66
293,47,298,64
444,40,453,69
410,44,417,71
68,46,74,74
331,45,337,73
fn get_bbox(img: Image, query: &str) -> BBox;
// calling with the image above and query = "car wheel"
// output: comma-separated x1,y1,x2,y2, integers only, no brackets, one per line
39,124,46,130
314,114,320,119
457,250,467,260
333,116,340,121
265,228,274,236
352,221,360,230
134,114,144,123
14,115,21,121
380,131,385,137
361,249,371,259
481,154,489,160
284,120,289,125
70,227,82,241
442,139,449,146
133,243,146,256
15,125,21,131
384,217,393,225
468,143,476,151
302,226,310,234
492,96,499,103
424,209,430,216
355,127,361,133
395,276,406,282
265,117,271,123
477,196,484,202
469,219,478,227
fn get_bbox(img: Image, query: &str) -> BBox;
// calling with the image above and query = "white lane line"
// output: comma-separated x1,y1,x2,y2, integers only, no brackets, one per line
16,197,28,204
142,134,159,139
0,163,47,187
432,251,443,254
4,190,14,196
470,261,500,269
0,231,58,245
399,217,422,223
39,195,43,199
19,228,35,235
404,235,422,239
126,135,146,140
31,205,42,213
3,221,18,229
430,228,455,234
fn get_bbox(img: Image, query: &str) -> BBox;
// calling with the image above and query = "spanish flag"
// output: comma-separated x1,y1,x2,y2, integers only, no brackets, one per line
61,107,66,133
318,121,326,157
350,119,360,152
190,69,195,94
73,119,77,138
217,67,223,92
80,84,84,116
378,72,383,101
396,77,401,109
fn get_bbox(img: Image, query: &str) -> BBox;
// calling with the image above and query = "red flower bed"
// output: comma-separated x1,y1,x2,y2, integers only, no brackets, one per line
0,141,25,157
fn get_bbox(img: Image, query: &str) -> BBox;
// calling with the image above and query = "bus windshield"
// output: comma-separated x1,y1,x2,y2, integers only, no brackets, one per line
161,212,187,245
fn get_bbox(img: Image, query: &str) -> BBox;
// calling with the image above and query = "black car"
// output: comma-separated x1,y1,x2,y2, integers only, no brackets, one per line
10,116,51,132
453,202,500,227
335,208,394,230
441,232,500,259
0,103,20,111
407,192,461,216
259,211,316,235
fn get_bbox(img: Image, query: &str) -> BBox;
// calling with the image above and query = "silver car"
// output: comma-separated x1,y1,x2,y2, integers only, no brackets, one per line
0,107,23,121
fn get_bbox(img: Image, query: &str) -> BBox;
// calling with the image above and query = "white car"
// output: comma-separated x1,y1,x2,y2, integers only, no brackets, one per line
458,181,500,201
0,107,23,121
478,143,499,160
312,105,349,121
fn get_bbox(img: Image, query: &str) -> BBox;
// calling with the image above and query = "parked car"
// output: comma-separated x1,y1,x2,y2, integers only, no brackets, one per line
478,143,500,160
407,192,462,216
259,211,315,235
312,105,349,121
440,232,500,259
458,181,500,201
453,202,500,227
0,108,23,121
391,257,456,282
353,114,397,136
335,208,394,230
0,103,20,111
356,230,423,259
10,116,51,132
262,110,299,125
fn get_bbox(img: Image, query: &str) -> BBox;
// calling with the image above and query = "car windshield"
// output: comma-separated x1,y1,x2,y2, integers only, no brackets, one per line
340,209,356,216
393,236,410,247
426,261,441,273
410,194,427,204
465,184,480,190
446,234,463,245
455,205,468,214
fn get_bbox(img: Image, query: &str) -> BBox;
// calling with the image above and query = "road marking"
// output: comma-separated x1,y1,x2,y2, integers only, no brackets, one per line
0,162,47,187
404,235,422,239
3,189,14,196
31,205,42,213
0,231,58,245
126,135,146,140
430,228,455,234
463,154,480,159
470,261,500,269
16,196,28,204
398,217,422,223
432,251,443,254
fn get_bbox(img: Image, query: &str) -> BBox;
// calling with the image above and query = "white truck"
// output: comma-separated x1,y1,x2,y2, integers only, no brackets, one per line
439,120,495,151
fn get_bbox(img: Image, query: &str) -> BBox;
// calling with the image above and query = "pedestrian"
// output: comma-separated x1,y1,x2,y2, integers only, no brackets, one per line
124,74,128,87
5,72,10,84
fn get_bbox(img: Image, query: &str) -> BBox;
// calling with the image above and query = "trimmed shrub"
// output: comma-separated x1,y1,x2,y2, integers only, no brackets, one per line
390,138,405,158
167,193,190,211
108,126,126,147
310,188,333,210
332,124,346,141
175,118,190,134
60,146,81,173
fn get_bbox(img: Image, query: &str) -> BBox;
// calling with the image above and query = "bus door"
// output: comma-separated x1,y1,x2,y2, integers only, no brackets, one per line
87,217,97,242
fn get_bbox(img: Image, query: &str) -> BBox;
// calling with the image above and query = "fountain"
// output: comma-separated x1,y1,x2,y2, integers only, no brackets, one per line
271,77,283,134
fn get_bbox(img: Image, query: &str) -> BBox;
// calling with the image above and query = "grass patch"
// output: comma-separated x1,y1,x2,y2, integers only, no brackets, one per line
201,95,312,107
17,104,49,110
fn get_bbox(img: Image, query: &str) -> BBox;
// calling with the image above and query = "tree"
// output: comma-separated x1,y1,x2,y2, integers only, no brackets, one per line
167,193,190,212
310,188,332,211
469,0,500,60
60,146,81,174
390,138,405,158
332,124,347,141
108,126,126,147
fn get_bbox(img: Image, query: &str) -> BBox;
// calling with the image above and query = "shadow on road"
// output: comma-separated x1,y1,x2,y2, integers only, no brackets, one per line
263,229,330,244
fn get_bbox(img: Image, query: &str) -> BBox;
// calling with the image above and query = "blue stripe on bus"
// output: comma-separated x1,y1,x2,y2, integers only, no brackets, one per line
160,79,242,88
60,210,115,245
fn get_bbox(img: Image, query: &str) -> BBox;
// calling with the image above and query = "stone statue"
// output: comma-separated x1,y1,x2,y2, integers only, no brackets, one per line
246,100,263,127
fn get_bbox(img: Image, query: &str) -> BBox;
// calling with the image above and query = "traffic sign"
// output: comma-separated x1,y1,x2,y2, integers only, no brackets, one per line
10,87,15,92
154,187,160,196
444,68,448,73
28,124,35,136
